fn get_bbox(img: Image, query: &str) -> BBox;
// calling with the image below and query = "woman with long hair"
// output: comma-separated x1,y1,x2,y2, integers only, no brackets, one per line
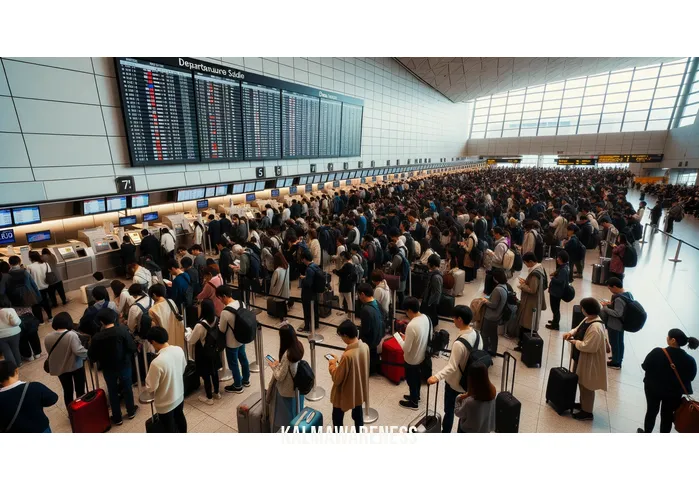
266,323,305,430
185,299,222,405
270,252,290,300
453,361,497,433
41,248,67,307
198,266,225,316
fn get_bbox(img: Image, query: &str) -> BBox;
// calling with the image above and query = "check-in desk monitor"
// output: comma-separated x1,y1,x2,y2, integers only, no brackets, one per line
78,228,122,277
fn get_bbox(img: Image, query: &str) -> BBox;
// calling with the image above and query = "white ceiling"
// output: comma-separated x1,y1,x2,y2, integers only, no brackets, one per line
396,57,685,103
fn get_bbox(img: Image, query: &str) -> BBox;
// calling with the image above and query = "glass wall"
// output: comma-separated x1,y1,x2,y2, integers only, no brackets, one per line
469,58,690,139
677,67,699,127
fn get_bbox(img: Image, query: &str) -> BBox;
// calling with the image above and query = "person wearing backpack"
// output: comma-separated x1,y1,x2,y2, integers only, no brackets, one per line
167,260,193,311
333,251,357,318
299,249,323,333
453,361,497,433
197,267,225,316
609,234,629,281
215,285,251,394
545,250,571,331
184,299,222,405
514,253,547,352
387,243,408,308
266,324,305,431
25,251,53,324
148,284,186,352
481,269,508,357
600,277,633,370
563,224,585,281
0,359,58,433
460,223,479,283
665,200,684,234
357,283,385,375
420,254,443,328
428,305,487,433
638,328,698,433
79,286,118,337
126,283,153,336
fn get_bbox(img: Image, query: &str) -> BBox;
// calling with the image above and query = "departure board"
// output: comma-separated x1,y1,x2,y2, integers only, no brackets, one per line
282,90,320,158
340,103,363,157
318,99,342,157
597,154,663,163
194,73,244,162
241,82,281,159
116,58,199,165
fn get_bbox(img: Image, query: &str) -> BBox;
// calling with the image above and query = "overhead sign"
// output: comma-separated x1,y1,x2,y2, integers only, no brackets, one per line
597,154,664,164
556,158,597,165
486,158,521,164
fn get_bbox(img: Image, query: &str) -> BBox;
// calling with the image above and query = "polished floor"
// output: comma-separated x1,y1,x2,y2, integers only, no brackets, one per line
15,188,699,433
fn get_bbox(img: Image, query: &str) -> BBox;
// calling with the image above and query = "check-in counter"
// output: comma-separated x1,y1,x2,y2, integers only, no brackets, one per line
163,213,194,250
77,227,122,278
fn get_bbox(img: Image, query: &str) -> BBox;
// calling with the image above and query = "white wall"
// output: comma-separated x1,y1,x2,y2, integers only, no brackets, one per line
653,117,699,170
0,57,470,206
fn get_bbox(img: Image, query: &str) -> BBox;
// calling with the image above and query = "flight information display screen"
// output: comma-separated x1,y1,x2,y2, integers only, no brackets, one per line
177,188,206,201
340,103,362,157
143,211,159,222
27,230,51,243
194,73,244,162
597,154,663,163
130,194,149,208
115,58,199,165
12,206,41,225
282,90,320,159
318,99,342,157
106,196,127,212
0,209,12,228
241,82,281,160
83,199,106,215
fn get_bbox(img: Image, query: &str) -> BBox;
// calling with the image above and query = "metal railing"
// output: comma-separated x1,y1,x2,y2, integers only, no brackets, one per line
638,222,699,263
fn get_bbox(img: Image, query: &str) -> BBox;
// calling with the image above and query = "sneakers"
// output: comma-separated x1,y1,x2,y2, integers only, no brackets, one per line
637,428,645,433
127,407,139,419
399,400,419,410
513,346,522,352
198,395,214,406
545,324,560,331
607,361,622,370
33,354,42,360
403,394,420,402
111,417,124,426
213,393,222,400
572,411,594,421
242,380,251,388
224,384,244,394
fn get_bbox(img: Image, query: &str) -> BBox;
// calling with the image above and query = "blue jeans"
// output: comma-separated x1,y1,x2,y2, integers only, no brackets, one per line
608,328,624,365
226,345,250,388
442,383,461,433
103,365,136,423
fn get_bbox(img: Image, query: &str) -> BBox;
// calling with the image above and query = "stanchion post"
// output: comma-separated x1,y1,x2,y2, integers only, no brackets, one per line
138,340,151,403
309,299,324,343
363,378,379,424
351,284,356,322
304,339,325,402
219,350,233,382
256,322,268,423
391,289,397,334
638,223,649,245
249,334,260,373
669,240,683,263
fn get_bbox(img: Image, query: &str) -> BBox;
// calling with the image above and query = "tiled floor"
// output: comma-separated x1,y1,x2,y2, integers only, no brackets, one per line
16,188,699,433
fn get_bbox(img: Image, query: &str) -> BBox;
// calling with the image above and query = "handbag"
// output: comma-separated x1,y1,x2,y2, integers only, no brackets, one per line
3,383,29,432
662,348,699,433
44,330,70,374
44,263,58,286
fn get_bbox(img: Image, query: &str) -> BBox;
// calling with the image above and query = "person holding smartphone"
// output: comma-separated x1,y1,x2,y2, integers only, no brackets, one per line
266,324,305,430
329,320,369,432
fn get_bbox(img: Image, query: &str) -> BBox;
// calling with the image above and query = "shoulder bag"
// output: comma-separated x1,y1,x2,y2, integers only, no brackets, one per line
44,330,70,373
3,382,29,432
662,348,699,433
44,262,58,286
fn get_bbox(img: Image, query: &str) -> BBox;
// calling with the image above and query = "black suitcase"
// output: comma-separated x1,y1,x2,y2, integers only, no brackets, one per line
521,330,544,368
411,271,428,298
572,304,584,329
318,290,334,318
545,342,578,415
267,297,288,319
496,352,521,433
591,264,602,284
437,294,455,317
182,338,200,398
409,381,442,433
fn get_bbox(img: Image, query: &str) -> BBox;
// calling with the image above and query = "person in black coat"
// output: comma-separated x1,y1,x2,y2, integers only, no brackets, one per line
120,235,137,273
0,360,58,433
218,213,233,242
564,224,584,281
139,229,160,264
639,329,698,433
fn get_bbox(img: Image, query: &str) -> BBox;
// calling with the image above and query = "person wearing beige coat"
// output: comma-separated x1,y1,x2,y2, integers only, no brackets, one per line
514,254,547,351
563,297,610,421
329,320,369,432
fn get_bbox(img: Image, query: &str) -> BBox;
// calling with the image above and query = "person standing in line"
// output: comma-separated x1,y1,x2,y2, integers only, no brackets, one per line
88,309,138,425
148,284,185,351
145,326,188,433
357,283,384,376
601,277,631,370
0,360,58,433
41,248,68,307
44,313,88,408
650,201,663,231
119,236,137,278
453,361,497,433
481,269,508,357
638,328,697,433
397,297,431,411
198,267,225,316
608,234,628,281
215,285,251,394
563,224,585,281
26,251,53,324
266,324,305,431
545,250,570,331
160,228,176,264
664,200,684,234
428,305,483,433
514,253,547,352
460,223,478,283
110,280,134,323
333,251,357,317
299,249,322,333
269,252,290,301
328,320,369,432
420,254,443,328
185,299,222,405
562,298,609,421
370,270,391,314
207,215,221,254
0,296,22,366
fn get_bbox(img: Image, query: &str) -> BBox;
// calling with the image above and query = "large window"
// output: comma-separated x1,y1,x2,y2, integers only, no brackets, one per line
677,66,699,127
469,59,690,139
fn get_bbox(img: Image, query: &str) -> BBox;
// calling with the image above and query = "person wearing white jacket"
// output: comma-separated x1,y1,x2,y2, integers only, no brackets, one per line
428,305,483,433
396,297,430,411
26,251,52,323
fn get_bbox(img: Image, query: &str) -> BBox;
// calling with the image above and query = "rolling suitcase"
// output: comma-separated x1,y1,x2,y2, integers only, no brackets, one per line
289,407,324,432
411,271,428,298
236,392,271,433
68,361,111,433
267,297,288,319
437,294,455,317
380,336,405,384
495,352,521,433
410,381,441,433
445,269,465,297
182,333,201,398
572,305,584,329
318,290,334,318
545,342,578,415
600,257,611,285
145,397,164,433
521,330,544,368
591,264,603,285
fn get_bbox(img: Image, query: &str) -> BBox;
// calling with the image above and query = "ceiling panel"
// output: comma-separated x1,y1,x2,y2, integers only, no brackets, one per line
396,57,684,102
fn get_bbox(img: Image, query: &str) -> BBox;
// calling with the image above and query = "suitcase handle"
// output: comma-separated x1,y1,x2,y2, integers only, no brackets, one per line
500,352,516,395
425,381,439,419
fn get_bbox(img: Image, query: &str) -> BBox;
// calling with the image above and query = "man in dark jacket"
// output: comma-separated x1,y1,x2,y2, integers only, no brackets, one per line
564,224,585,281
357,283,384,374
140,229,160,264
88,309,138,425
545,250,571,331
207,214,221,251
216,239,235,284
219,213,233,242
299,249,322,333
420,254,443,327
120,235,137,271
576,215,595,250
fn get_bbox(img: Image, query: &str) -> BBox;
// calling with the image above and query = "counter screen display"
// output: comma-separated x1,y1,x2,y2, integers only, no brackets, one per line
130,194,149,208
271,189,280,198
197,199,209,209
215,185,228,196
177,188,206,201
232,183,244,194
0,229,15,246
12,206,41,226
289,186,297,195
255,181,265,191
0,209,12,228
107,196,127,212
26,230,51,243
118,216,138,227
205,186,217,198
83,199,106,215
245,193,256,202
143,212,159,222
244,182,255,193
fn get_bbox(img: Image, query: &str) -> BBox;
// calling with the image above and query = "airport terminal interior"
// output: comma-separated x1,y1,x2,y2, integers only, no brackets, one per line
1,55,698,434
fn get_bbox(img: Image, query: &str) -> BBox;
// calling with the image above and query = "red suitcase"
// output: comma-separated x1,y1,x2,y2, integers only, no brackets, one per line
68,362,111,433
380,337,405,384
394,319,409,334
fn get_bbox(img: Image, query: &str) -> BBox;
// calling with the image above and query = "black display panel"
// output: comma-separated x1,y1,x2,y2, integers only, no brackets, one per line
318,99,342,157
556,158,597,165
241,82,281,160
271,189,280,198
143,211,159,222
194,73,244,162
118,216,137,227
245,193,256,202
597,154,663,163
282,90,320,159
27,230,51,244
289,186,298,195
115,58,199,165
197,200,209,209
340,103,363,157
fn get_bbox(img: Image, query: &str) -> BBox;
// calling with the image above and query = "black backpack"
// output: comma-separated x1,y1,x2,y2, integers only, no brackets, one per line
135,297,153,338
293,359,315,395
7,270,37,308
512,248,523,272
619,294,647,333
456,332,493,391
244,250,262,279
79,301,112,337
403,233,416,262
202,318,225,358
622,246,637,268
180,272,194,308
309,264,326,294
468,236,482,263
223,304,257,344
533,231,544,263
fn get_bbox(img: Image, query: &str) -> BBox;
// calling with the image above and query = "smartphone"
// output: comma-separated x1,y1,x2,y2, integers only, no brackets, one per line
265,355,275,363
324,354,335,361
